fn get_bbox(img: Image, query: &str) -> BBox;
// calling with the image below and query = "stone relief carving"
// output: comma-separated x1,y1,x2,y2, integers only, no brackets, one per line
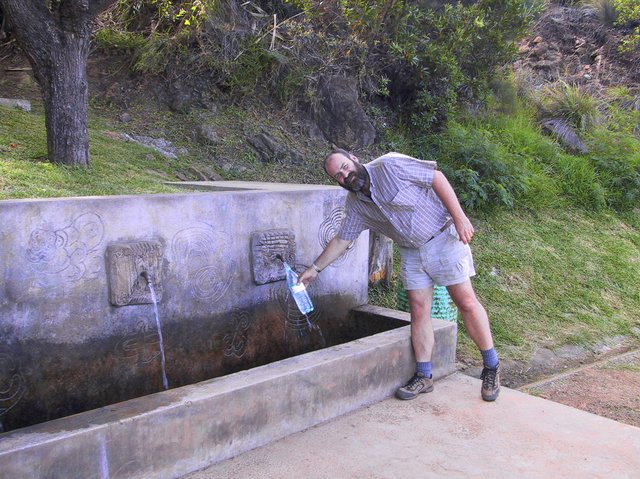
171,226,236,303
223,309,252,358
0,348,26,419
116,319,162,365
318,207,355,266
250,229,295,285
25,212,104,286
106,241,164,306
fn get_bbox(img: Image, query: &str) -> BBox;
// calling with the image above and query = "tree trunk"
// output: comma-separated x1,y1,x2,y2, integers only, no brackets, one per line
43,36,90,165
1,0,115,166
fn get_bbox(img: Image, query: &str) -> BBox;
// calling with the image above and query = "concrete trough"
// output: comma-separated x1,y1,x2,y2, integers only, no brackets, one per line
0,183,457,477
0,306,456,479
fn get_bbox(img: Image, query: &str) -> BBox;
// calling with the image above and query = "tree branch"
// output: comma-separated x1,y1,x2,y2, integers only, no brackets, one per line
0,0,58,68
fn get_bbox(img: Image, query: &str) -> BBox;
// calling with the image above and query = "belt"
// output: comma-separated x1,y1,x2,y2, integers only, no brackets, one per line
424,218,454,244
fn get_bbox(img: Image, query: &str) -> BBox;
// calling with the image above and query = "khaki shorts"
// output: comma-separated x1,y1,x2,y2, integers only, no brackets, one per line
398,224,476,290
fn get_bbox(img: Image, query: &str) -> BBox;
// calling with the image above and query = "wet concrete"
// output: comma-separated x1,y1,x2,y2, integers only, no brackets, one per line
184,372,640,479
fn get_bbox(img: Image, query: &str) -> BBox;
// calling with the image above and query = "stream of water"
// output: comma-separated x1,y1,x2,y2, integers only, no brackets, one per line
147,277,169,390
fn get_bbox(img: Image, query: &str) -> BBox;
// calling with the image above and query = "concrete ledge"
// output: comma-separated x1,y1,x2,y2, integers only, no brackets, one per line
0,312,457,479
166,180,339,192
352,304,458,379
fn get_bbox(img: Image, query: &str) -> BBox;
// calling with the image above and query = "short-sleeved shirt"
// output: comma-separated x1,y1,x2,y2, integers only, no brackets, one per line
337,152,450,248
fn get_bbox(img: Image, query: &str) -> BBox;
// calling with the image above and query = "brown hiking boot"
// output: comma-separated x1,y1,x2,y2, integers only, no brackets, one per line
480,365,500,401
395,372,434,400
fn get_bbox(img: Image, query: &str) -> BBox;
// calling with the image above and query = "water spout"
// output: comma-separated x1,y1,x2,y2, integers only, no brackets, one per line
142,271,169,390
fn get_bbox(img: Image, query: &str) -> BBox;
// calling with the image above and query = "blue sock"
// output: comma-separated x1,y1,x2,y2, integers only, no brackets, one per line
481,348,499,369
416,361,432,378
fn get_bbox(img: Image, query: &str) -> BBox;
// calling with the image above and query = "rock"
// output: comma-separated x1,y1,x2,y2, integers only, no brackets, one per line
120,133,188,159
540,119,588,154
119,112,132,123
175,172,189,181
0,98,31,112
247,129,303,164
314,75,376,149
187,165,222,181
196,124,222,145
169,81,193,113
188,166,209,181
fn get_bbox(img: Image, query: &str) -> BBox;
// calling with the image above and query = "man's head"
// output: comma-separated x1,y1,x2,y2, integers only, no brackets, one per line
323,149,368,193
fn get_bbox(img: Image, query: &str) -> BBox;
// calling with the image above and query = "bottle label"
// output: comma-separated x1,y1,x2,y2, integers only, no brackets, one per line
291,283,306,293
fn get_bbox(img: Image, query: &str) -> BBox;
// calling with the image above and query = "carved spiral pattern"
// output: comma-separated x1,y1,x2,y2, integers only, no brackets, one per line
223,310,252,358
171,226,236,303
318,207,355,266
0,350,26,417
25,212,104,284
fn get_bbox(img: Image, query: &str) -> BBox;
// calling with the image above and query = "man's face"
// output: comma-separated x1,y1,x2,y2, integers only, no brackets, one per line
325,154,368,193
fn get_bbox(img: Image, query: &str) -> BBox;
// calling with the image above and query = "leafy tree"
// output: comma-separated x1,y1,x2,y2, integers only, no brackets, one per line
1,0,116,165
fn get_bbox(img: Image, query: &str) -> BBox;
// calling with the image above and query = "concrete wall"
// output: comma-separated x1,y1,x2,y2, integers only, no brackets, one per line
0,183,369,431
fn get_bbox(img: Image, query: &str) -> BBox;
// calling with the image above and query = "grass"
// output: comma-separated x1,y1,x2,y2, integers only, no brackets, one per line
469,208,640,361
0,105,195,199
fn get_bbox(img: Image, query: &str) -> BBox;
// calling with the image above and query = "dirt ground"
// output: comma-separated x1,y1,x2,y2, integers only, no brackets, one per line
519,349,640,429
458,334,640,429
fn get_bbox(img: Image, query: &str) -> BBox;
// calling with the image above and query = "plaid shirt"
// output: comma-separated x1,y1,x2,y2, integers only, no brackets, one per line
337,152,450,248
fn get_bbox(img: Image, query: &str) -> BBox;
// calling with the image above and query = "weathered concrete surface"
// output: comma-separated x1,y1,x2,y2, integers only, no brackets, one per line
0,319,457,479
184,373,640,479
0,186,368,430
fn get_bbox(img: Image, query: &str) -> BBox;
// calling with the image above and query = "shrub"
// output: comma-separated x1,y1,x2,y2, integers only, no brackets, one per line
423,123,528,211
614,0,640,51
587,129,640,211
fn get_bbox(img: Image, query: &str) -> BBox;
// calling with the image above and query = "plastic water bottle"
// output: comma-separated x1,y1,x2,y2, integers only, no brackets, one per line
283,262,314,314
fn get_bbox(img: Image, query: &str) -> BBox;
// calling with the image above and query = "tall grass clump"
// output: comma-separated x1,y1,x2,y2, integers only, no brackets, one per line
458,96,612,212
474,106,563,210
540,81,603,132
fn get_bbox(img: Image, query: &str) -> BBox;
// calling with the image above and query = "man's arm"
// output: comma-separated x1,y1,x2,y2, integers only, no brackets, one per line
431,170,475,244
298,236,352,286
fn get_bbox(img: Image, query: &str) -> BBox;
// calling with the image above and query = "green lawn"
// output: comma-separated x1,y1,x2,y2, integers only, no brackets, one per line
0,105,190,199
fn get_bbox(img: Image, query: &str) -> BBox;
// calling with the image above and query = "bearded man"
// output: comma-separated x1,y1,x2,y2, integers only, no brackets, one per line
299,149,500,402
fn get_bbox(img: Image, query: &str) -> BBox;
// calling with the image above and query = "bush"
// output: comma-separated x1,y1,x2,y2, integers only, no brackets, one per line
614,0,640,51
423,122,528,211
394,0,544,132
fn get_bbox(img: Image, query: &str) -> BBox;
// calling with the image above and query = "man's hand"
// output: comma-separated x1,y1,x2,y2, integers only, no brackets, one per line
455,216,475,244
298,267,318,287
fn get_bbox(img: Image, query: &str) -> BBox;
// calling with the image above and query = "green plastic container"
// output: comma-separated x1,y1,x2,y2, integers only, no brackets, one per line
397,285,458,322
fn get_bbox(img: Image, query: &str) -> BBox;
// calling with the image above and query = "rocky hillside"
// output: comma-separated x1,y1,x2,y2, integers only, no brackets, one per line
517,5,639,93
0,2,638,178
